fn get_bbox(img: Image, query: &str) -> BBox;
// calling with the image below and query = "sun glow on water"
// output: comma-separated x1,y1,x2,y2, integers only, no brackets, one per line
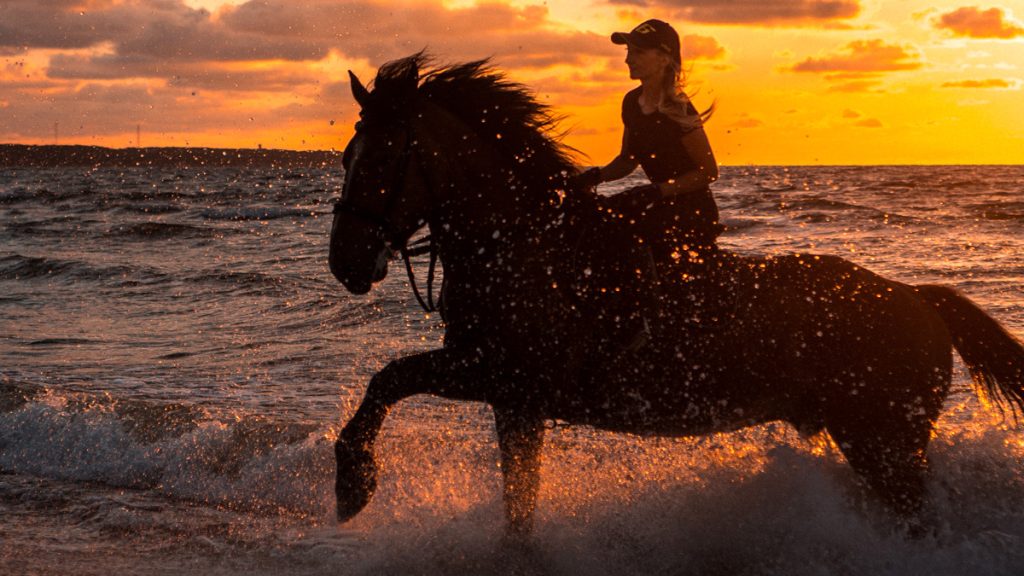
1,164,1022,573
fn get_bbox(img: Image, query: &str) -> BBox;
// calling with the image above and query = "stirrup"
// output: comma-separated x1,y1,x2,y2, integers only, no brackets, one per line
624,317,652,353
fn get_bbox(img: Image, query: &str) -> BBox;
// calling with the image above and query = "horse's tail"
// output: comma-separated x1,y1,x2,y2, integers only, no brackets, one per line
916,284,1024,419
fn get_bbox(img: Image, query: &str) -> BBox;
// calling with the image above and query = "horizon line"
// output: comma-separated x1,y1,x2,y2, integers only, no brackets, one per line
2,143,1021,168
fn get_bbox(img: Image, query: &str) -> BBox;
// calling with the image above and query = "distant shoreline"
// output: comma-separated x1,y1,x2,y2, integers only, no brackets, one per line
0,144,341,168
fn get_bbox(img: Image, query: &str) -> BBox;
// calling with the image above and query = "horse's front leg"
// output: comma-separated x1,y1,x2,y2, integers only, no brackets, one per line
493,405,545,536
335,347,486,522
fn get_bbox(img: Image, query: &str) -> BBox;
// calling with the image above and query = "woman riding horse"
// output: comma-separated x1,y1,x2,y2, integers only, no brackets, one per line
328,53,1024,537
575,19,721,267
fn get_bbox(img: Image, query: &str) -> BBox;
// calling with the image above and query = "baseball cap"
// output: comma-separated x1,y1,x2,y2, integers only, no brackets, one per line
611,19,681,65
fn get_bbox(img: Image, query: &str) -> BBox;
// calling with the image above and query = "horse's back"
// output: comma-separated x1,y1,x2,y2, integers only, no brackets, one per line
726,252,953,417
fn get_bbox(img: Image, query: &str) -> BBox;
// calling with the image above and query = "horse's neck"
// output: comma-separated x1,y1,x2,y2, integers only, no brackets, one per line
417,105,560,271
431,212,543,266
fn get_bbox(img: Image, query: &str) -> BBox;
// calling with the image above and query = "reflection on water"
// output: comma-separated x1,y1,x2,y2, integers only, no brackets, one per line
1,165,1022,574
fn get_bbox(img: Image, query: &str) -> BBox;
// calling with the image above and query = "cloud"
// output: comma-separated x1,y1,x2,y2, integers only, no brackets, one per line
0,76,337,143
854,118,883,127
608,0,861,27
826,79,883,92
933,6,1024,39
0,0,629,147
0,0,141,50
165,67,326,93
682,34,726,60
839,109,882,126
0,0,319,62
941,78,1021,89
729,117,763,128
790,40,923,74
220,0,615,69
2,0,617,80
529,74,624,105
47,54,324,93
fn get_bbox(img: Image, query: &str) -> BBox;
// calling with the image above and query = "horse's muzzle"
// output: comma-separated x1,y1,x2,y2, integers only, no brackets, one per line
330,247,390,294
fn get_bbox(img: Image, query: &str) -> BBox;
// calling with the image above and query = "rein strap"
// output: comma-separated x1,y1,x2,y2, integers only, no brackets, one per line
400,235,439,313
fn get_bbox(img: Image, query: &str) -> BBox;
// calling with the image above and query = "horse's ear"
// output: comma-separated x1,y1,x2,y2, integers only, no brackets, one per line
349,70,369,107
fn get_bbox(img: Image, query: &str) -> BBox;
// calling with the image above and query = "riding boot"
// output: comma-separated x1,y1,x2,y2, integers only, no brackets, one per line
625,244,662,352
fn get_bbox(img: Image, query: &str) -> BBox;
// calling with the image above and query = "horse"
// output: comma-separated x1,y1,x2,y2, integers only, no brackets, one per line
327,53,1024,535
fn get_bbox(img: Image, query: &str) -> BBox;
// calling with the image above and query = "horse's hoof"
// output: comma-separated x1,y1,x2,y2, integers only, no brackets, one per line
335,440,377,522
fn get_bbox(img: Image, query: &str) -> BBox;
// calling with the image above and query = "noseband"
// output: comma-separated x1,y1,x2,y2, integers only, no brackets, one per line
333,122,417,249
333,123,439,312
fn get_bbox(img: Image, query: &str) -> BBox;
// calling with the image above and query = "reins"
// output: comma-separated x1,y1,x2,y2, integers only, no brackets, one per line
400,236,439,313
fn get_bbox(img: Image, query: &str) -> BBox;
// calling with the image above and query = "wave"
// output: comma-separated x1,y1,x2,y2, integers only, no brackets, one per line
0,253,162,285
0,185,81,204
103,221,219,240
181,269,296,296
857,179,921,191
720,217,769,232
199,206,317,221
0,186,40,204
753,195,919,227
756,181,796,192
0,254,308,295
110,202,185,215
155,351,196,360
965,201,1024,222
26,337,98,346
0,253,78,280
0,384,330,515
793,196,868,211
979,211,1024,222
1,383,1023,575
2,215,102,238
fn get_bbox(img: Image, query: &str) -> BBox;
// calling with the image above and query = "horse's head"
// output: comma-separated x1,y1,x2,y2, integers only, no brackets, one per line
329,62,433,294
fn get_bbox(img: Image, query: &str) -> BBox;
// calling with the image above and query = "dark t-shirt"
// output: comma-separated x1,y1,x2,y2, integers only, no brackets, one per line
620,87,720,247
621,86,701,184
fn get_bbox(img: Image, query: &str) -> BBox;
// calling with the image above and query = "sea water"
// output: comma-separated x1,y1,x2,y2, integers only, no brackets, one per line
1,165,1022,575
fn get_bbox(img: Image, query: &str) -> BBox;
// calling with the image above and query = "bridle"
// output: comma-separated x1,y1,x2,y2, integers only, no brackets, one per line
332,121,439,312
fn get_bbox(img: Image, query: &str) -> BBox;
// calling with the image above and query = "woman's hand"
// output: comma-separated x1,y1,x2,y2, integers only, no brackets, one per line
598,183,662,215
572,167,603,191
564,167,603,209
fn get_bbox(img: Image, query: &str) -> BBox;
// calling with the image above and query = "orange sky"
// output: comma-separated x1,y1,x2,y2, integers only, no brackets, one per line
1,0,1022,164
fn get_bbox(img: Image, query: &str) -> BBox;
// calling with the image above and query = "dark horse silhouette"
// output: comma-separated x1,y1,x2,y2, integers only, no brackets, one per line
327,54,1024,535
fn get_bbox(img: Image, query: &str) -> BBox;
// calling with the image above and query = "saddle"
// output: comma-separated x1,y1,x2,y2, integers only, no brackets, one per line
564,202,724,352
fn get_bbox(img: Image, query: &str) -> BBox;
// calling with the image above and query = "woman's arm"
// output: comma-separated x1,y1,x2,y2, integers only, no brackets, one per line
657,127,718,197
596,129,640,182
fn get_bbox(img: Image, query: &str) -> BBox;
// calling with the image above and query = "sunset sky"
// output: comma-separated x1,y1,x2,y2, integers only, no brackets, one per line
1,0,1022,164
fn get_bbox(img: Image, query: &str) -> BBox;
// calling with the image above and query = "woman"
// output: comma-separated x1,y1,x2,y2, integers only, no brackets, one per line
575,19,721,266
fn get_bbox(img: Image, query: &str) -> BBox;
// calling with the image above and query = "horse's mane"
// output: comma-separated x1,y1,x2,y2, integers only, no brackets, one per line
366,53,579,206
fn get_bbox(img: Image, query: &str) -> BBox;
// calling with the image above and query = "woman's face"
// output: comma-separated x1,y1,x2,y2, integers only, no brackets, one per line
625,44,669,81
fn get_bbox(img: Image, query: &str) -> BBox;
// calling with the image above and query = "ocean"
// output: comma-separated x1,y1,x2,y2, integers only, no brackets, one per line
1,164,1022,575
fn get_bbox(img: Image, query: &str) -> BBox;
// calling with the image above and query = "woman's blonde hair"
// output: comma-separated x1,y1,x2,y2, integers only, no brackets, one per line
657,59,714,132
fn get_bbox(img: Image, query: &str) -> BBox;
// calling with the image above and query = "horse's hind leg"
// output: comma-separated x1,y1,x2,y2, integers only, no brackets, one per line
335,347,489,523
823,300,951,528
828,418,932,519
824,370,945,527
